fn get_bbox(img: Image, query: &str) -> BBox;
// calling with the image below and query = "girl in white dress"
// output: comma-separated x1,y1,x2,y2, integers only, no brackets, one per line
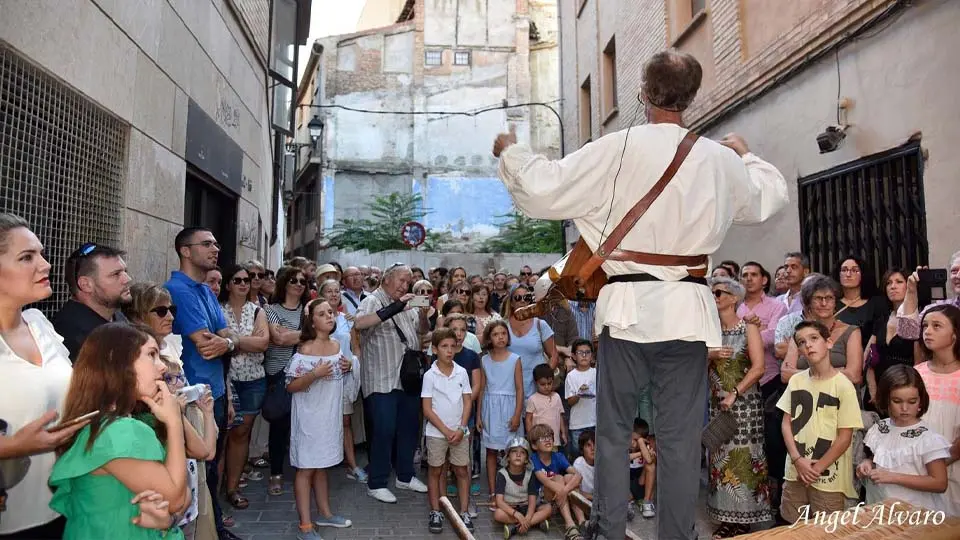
286,301,354,538
857,364,951,512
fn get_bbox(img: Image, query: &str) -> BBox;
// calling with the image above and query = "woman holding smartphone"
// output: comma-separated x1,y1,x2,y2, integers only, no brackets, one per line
49,323,190,539
0,214,78,539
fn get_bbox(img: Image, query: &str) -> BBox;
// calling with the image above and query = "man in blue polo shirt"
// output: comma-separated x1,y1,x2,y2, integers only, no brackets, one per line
165,226,241,540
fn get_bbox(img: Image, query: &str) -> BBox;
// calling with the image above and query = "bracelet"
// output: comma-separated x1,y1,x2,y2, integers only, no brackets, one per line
791,455,801,464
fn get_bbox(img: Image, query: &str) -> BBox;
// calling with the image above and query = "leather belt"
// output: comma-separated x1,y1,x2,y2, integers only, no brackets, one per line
603,249,709,278
607,273,709,287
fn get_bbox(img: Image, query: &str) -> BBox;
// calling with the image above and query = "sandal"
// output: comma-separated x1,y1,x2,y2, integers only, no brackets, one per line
221,515,236,528
564,525,584,540
246,470,264,481
227,491,249,510
268,474,283,496
249,456,269,469
712,523,748,539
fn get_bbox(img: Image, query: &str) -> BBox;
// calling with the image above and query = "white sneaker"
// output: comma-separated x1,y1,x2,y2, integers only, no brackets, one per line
367,487,397,503
641,501,656,518
396,477,428,493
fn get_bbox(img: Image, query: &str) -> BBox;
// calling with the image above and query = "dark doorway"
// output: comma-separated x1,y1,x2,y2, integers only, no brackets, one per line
185,167,238,268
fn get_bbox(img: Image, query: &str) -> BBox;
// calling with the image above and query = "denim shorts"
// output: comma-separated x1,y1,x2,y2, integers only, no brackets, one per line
232,377,267,416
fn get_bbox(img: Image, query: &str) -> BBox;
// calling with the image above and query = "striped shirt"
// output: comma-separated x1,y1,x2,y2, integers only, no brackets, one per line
264,303,302,376
569,301,597,341
357,288,421,397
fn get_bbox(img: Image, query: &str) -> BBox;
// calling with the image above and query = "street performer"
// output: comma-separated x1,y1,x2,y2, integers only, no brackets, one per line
491,49,788,540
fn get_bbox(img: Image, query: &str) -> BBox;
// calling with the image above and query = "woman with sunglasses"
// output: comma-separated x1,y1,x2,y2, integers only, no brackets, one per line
705,277,770,537
243,260,269,308
264,266,311,495
217,265,269,509
436,266,468,311
501,284,559,398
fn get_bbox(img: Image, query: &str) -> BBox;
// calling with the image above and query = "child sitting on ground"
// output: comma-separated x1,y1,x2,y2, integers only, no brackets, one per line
572,430,595,501
492,436,552,538
529,423,585,540
629,418,656,520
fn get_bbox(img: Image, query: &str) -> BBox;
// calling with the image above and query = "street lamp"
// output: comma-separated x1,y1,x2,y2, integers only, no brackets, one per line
308,115,324,142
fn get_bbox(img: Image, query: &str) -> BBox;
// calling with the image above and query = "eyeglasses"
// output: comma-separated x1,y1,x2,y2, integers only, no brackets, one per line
184,240,220,250
232,277,251,285
163,371,187,387
150,305,177,318
249,272,266,279
713,289,734,299
839,267,861,274
519,271,532,276
513,294,534,302
537,436,553,444
290,278,310,286
811,295,836,304
575,350,592,357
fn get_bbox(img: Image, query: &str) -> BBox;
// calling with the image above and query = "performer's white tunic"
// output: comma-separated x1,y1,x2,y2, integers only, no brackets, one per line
497,123,789,348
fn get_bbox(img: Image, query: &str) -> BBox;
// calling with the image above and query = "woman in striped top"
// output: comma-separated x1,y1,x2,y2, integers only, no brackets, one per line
264,265,310,495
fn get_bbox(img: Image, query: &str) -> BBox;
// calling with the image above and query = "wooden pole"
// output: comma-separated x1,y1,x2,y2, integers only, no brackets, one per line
439,496,476,540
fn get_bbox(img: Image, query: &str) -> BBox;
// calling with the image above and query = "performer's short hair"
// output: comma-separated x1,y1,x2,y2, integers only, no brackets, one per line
641,49,702,112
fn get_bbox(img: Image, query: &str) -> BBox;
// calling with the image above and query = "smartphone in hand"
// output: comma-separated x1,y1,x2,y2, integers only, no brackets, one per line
408,296,431,308
46,410,99,433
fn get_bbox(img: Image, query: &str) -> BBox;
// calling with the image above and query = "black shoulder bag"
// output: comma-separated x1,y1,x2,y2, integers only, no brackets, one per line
392,318,428,396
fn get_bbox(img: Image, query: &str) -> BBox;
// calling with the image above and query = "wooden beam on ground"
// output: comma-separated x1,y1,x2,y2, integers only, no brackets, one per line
568,491,645,540
439,496,476,540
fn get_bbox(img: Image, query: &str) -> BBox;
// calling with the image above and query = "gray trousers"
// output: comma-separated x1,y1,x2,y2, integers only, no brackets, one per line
590,328,706,540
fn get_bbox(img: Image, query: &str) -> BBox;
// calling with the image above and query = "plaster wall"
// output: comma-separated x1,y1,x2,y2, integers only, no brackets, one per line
704,0,960,273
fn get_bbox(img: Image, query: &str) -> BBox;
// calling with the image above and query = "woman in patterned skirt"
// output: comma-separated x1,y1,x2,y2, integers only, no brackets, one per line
706,277,772,538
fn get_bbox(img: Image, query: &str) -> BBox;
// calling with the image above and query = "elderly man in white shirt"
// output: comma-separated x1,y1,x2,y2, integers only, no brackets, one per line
493,49,789,540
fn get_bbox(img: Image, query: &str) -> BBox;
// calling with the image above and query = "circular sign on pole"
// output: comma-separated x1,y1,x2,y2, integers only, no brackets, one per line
401,221,426,248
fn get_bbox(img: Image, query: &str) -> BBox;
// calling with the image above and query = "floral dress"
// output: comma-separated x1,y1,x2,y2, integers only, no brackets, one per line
707,321,772,525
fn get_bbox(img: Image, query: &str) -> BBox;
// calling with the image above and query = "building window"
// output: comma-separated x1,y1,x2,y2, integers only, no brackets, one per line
601,37,617,121
0,43,126,316
798,141,928,287
425,50,442,66
453,51,471,66
579,76,592,145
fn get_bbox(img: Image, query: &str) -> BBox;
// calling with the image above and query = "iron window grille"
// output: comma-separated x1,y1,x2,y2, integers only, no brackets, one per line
425,50,442,66
454,51,471,66
798,141,928,286
0,43,127,316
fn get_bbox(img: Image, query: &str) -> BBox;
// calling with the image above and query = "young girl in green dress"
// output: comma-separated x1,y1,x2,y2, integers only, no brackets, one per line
49,323,204,539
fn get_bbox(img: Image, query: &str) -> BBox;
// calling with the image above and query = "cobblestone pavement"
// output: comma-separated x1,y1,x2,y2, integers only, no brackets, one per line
228,451,724,540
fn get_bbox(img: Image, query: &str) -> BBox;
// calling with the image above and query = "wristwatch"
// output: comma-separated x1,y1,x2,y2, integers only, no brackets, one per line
460,426,470,436
226,337,236,352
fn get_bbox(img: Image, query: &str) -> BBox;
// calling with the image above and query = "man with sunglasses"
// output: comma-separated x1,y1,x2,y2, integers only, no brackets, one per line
53,243,132,362
164,227,242,540
492,50,788,540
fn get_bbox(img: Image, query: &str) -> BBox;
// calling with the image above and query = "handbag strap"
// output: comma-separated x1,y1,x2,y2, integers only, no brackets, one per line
391,318,410,346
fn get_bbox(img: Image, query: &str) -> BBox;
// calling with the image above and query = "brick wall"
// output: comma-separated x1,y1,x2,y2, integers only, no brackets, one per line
560,0,898,147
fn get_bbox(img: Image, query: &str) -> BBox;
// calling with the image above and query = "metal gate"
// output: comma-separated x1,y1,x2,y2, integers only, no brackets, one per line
798,141,927,286
0,43,127,315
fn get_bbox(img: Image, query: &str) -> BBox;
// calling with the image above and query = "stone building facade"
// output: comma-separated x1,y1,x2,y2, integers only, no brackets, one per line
0,0,308,314
288,0,560,259
560,0,960,281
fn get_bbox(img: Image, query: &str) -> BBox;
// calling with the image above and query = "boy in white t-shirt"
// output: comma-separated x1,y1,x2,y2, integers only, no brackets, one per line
572,430,596,500
564,339,597,457
421,328,474,535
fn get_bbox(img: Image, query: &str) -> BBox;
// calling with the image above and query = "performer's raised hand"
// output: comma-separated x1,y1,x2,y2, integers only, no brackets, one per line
719,133,750,156
492,124,517,157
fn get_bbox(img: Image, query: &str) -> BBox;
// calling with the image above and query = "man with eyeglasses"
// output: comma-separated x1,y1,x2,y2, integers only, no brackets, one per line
341,266,367,317
492,50,788,540
53,243,132,362
164,227,242,540
353,263,432,504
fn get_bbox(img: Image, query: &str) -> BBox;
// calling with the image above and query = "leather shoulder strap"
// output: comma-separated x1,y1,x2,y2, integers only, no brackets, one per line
597,131,700,257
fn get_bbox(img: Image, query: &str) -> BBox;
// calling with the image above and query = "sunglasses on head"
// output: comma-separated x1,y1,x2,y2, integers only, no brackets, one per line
150,305,177,318
513,293,534,302
232,277,251,285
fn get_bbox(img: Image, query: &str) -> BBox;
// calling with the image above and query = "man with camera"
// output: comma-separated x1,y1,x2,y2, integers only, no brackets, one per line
492,49,789,539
